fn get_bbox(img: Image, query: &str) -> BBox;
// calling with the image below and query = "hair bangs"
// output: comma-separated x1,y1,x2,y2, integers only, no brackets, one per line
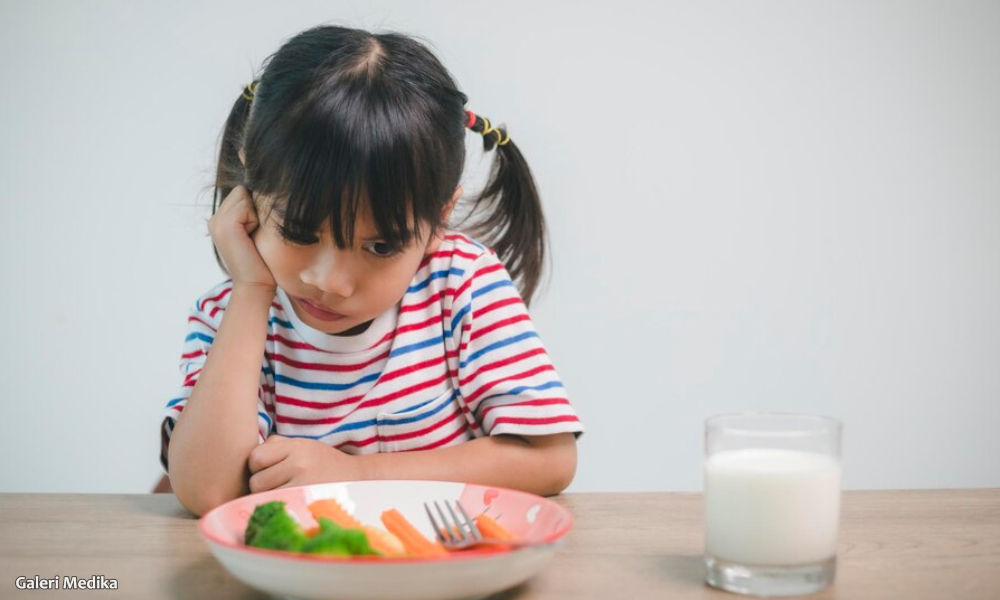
246,69,454,250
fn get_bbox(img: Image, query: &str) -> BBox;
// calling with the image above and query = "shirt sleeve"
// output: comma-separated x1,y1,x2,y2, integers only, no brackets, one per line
159,281,274,472
449,251,584,438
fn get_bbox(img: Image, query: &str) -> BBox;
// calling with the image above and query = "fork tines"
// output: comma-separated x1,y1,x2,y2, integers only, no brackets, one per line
424,499,482,548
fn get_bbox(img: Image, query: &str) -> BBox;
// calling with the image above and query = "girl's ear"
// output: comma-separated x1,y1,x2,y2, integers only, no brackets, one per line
442,184,462,223
424,185,463,255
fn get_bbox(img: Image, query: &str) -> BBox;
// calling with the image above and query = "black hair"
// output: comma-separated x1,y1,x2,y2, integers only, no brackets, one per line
211,25,548,304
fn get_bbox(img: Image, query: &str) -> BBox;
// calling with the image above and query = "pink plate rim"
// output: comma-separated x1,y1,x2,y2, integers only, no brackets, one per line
198,479,574,564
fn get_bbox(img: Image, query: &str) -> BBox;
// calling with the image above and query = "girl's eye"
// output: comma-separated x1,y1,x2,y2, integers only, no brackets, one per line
363,241,400,258
278,226,319,245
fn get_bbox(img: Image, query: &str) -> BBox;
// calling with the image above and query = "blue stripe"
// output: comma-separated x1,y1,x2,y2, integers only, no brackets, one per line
449,303,472,336
389,336,441,358
449,280,515,335
281,417,378,440
166,397,185,408
258,411,272,428
273,371,380,391
472,279,513,299
269,316,293,329
378,391,456,425
262,365,273,375
407,268,464,293
459,331,540,369
185,332,214,344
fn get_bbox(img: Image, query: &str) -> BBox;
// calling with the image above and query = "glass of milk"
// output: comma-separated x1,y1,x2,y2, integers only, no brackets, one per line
703,413,842,596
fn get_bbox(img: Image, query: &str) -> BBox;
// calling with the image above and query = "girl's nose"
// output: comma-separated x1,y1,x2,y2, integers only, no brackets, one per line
300,248,356,299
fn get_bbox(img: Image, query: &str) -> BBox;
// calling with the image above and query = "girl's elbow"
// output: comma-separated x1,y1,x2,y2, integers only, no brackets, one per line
539,434,577,496
172,477,236,517
167,459,243,517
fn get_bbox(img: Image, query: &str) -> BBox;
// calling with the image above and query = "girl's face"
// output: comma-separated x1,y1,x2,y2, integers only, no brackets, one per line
251,191,457,336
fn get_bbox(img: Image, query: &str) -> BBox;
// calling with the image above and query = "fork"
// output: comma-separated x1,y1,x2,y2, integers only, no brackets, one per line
423,500,526,550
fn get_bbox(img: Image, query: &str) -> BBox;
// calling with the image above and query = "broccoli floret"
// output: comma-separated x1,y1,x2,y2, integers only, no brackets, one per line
244,501,308,551
301,517,379,556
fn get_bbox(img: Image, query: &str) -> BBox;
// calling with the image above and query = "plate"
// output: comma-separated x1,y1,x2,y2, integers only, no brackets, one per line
199,480,573,600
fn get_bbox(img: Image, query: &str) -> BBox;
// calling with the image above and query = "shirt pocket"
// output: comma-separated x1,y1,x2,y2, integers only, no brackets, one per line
375,388,472,453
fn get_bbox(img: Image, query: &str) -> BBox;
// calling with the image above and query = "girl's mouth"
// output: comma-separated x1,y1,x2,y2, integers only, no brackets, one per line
295,297,346,321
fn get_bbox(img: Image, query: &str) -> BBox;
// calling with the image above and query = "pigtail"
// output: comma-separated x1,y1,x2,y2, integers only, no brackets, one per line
210,80,258,275
463,111,547,306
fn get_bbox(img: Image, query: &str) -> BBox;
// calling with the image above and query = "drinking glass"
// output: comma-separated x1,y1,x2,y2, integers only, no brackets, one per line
704,413,842,596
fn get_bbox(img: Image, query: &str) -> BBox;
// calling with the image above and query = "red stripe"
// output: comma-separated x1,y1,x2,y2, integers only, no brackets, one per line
337,416,471,452
465,364,556,404
267,333,324,353
469,314,530,343
187,315,217,332
366,331,396,349
275,373,448,422
491,415,580,427
400,291,443,313
199,286,232,311
181,349,206,361
479,397,571,421
452,263,504,300
270,350,389,373
379,408,462,442
411,421,471,450
474,297,522,319
443,233,481,248
335,436,379,450
458,348,547,387
271,355,446,411
378,355,446,384
394,314,442,336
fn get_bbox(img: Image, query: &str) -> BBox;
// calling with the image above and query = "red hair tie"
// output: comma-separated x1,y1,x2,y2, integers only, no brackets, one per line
465,110,476,129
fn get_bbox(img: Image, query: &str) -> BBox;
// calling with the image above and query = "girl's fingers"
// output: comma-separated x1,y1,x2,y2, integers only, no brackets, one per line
248,461,292,494
247,437,289,473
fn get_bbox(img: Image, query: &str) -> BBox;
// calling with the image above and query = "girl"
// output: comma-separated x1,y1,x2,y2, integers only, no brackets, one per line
161,25,584,517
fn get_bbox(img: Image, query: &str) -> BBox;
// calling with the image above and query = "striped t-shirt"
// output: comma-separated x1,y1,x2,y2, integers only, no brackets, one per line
160,232,583,471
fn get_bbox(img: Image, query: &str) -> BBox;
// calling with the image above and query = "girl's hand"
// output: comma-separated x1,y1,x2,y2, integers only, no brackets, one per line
208,185,276,290
247,435,366,493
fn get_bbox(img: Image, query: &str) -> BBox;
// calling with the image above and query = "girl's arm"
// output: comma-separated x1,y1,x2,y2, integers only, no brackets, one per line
167,284,273,516
361,432,577,496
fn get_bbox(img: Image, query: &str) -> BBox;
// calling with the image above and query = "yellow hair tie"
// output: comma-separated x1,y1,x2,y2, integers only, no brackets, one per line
481,117,496,137
242,81,259,101
480,117,510,146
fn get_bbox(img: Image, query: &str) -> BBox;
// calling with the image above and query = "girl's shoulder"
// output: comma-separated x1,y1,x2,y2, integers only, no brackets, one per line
430,231,517,304
435,230,499,269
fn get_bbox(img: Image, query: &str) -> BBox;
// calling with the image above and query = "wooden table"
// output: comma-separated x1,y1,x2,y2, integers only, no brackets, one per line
1,490,998,599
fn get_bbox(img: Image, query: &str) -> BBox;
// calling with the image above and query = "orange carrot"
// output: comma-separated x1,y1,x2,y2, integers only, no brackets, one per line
308,499,363,529
362,525,406,557
308,499,406,556
381,509,448,557
475,514,515,541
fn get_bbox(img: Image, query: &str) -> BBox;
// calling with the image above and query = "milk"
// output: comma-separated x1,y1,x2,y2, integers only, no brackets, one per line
704,448,841,566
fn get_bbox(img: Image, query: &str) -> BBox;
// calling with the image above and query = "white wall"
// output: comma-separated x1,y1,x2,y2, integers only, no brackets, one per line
1,0,997,493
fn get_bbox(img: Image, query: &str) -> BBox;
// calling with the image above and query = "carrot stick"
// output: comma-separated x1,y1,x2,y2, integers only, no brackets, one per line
308,499,363,529
475,514,516,541
362,525,406,557
380,509,448,557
